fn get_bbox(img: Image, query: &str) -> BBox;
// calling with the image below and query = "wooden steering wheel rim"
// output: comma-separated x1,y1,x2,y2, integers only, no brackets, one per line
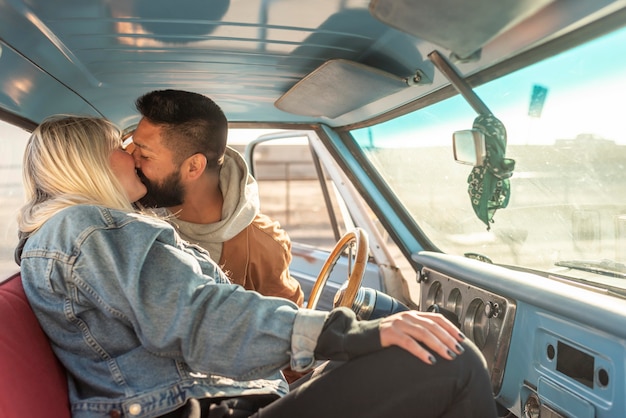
306,228,369,310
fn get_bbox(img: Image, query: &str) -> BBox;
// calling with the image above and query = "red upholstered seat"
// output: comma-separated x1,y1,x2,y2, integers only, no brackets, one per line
0,273,71,418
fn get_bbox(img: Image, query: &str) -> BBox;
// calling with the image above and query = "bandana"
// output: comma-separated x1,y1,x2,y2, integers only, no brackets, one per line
467,114,515,230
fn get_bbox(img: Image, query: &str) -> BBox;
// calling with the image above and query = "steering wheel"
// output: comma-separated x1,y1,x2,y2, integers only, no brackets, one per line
306,228,369,310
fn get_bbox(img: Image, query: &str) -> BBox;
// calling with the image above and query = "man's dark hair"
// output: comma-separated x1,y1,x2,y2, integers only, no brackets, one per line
135,89,228,170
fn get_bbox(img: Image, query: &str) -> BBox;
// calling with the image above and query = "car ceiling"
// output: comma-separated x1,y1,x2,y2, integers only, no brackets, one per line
0,0,624,129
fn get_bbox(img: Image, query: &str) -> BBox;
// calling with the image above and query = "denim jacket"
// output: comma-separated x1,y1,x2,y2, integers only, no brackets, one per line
17,205,328,418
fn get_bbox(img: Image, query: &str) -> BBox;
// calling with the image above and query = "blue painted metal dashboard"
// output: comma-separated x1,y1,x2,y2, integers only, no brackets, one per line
413,251,626,417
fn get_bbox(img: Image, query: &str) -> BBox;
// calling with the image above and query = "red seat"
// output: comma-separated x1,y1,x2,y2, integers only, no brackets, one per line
0,273,71,418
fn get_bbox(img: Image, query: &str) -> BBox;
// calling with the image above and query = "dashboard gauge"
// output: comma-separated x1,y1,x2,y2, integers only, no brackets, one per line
465,298,489,349
446,288,463,319
425,281,444,308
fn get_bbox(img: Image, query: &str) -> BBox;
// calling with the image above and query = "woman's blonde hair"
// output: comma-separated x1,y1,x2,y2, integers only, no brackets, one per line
18,115,135,234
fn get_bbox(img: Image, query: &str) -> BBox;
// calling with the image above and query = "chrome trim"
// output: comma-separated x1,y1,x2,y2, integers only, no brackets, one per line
350,287,377,320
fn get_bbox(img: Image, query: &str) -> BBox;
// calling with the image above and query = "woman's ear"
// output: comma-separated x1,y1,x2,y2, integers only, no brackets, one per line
182,153,208,180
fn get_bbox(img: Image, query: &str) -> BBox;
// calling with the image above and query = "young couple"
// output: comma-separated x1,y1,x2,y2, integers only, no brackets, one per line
14,91,498,417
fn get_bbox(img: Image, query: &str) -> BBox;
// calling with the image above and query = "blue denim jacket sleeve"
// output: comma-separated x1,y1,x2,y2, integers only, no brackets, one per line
290,310,326,371
20,205,328,381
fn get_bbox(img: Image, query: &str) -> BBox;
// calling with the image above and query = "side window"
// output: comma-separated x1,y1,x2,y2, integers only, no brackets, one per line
236,134,346,250
0,120,30,277
232,129,418,307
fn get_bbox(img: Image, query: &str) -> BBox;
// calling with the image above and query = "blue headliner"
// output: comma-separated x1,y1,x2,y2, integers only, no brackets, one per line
0,0,624,129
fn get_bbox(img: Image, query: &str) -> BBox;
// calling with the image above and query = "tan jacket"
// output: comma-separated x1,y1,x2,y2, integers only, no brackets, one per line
219,213,304,306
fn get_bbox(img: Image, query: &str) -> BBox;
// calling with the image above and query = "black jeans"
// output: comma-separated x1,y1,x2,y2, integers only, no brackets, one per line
164,340,497,418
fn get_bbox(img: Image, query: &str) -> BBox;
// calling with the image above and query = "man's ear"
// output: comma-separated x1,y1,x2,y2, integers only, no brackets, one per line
182,153,207,181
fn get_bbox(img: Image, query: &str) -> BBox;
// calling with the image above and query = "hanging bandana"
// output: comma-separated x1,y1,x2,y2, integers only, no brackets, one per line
467,114,515,230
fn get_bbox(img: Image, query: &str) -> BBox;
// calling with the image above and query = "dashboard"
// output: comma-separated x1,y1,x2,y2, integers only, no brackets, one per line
413,251,626,418
418,265,516,395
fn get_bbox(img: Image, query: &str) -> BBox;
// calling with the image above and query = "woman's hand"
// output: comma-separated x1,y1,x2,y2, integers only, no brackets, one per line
379,310,466,365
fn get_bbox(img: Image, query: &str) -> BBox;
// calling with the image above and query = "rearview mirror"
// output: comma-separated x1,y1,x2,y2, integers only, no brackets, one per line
453,129,486,166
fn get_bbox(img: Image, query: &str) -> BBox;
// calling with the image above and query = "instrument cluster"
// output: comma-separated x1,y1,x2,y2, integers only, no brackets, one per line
419,266,516,394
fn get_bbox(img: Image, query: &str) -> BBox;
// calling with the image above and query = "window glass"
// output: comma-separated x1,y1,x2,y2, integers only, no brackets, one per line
234,129,417,296
351,26,626,290
232,131,344,250
0,120,29,277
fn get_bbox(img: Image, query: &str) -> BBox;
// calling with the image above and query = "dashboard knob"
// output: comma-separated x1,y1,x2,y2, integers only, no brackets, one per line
523,395,540,418
484,301,500,318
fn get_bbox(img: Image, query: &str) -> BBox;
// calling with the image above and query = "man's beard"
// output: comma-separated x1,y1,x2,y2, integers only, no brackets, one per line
137,168,185,208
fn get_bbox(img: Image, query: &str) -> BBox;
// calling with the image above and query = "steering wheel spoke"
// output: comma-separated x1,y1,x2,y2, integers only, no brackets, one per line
306,228,369,310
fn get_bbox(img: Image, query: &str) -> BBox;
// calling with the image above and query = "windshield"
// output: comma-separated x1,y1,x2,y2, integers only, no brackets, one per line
351,26,626,291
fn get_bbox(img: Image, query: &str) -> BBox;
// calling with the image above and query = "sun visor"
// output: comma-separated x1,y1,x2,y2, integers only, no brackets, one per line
369,0,555,59
275,59,407,118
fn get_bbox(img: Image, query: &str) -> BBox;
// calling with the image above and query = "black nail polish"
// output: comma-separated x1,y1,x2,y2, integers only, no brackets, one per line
455,343,465,353
447,349,457,359
458,332,466,340
429,355,437,365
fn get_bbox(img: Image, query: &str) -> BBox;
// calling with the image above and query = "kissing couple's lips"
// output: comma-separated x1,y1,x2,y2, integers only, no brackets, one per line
136,169,149,185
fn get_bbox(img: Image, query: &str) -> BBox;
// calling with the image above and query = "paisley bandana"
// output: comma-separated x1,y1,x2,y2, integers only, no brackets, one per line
467,114,515,230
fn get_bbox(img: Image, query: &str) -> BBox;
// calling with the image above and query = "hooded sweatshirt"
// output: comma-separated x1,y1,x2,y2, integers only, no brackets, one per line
169,147,304,306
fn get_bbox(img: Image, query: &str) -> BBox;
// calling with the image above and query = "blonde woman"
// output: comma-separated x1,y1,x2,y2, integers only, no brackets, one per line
16,115,497,418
